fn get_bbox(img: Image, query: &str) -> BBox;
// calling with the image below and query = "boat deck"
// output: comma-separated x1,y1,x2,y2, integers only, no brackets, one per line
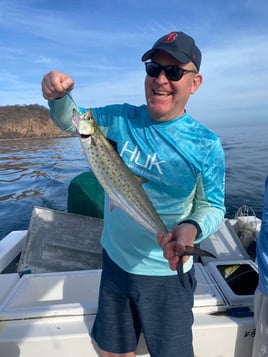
0,207,260,357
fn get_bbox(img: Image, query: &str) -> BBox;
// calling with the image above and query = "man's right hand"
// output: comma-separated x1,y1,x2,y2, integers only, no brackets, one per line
41,71,74,100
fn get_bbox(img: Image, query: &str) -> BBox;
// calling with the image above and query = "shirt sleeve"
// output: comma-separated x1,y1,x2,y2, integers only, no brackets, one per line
48,94,85,133
185,138,226,242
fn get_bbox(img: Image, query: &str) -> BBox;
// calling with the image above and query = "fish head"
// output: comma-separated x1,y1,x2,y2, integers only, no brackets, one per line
72,109,97,141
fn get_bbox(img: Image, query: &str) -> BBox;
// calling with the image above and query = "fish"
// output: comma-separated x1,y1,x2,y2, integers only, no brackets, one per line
72,108,168,235
72,108,216,283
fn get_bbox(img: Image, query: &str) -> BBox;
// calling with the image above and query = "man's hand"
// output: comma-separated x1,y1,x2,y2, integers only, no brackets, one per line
41,71,74,100
157,223,198,270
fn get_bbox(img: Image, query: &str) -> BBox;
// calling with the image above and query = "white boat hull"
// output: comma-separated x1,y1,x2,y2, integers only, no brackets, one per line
0,266,254,357
0,259,256,357
0,313,255,357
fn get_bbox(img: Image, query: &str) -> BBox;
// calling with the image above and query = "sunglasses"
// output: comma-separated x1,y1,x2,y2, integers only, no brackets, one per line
145,62,197,81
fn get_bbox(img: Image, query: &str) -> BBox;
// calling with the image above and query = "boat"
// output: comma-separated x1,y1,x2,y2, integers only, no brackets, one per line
0,204,260,357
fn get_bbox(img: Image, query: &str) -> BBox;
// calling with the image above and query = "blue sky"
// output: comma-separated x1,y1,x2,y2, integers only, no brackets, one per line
1,0,267,128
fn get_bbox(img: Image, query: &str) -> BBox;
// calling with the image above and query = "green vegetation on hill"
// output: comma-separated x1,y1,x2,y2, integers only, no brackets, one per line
0,104,72,139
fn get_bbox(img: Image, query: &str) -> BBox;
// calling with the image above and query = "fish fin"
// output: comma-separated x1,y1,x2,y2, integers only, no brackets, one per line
184,246,216,258
176,260,185,288
107,138,118,153
91,136,97,147
109,197,131,213
109,199,118,211
134,175,148,184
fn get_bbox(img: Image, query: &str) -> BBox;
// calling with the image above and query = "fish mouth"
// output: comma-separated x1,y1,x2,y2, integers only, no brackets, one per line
80,133,91,139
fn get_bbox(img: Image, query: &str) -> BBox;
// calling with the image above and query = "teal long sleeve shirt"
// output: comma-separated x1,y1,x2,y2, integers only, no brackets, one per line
48,95,225,275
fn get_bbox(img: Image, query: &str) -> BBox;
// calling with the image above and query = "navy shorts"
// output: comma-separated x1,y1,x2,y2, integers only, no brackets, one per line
91,250,196,357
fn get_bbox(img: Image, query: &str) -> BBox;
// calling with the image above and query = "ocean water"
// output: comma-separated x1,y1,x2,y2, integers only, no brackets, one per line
215,124,268,218
0,124,267,240
0,137,88,240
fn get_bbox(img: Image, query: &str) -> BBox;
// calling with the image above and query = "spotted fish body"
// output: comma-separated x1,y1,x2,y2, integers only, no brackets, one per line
72,109,168,235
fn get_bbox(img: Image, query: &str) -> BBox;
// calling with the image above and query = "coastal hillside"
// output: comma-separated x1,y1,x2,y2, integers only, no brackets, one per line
0,104,72,139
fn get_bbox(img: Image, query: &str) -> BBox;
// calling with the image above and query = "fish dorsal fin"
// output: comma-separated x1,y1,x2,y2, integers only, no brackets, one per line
134,175,147,185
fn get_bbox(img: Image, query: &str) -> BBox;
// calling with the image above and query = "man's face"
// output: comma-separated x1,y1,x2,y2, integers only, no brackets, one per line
145,51,202,122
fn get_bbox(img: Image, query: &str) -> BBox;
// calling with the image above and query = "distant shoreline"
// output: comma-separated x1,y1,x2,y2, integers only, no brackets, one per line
0,134,74,141
0,104,73,140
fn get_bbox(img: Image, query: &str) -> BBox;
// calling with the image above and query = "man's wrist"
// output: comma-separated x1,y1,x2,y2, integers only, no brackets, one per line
178,220,201,238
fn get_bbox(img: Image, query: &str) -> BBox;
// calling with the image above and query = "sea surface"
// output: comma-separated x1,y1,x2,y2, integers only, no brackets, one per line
0,124,267,241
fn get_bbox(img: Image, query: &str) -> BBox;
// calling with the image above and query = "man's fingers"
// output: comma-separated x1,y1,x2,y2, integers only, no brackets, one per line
61,77,74,92
41,71,74,100
157,232,172,249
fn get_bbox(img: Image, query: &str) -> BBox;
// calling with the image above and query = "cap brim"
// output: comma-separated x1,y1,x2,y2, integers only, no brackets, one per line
141,48,191,65
141,49,156,62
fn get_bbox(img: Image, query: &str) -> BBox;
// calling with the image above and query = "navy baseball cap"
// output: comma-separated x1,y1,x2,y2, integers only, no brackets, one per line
141,31,201,71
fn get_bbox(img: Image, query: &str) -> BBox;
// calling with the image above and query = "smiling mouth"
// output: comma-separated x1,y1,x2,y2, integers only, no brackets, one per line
152,89,172,96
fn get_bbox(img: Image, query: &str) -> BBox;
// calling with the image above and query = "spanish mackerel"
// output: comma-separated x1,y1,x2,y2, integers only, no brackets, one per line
72,108,168,235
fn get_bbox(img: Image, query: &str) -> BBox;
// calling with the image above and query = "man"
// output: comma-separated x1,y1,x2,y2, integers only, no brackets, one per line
42,31,225,357
252,176,268,357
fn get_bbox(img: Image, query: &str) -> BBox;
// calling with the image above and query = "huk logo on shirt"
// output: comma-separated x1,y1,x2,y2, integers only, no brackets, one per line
120,141,165,175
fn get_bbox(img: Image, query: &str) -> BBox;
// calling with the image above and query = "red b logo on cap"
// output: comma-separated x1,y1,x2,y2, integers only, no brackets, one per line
163,32,177,43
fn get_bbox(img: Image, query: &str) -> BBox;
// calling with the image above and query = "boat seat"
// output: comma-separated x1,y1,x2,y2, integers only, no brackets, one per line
67,171,104,219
